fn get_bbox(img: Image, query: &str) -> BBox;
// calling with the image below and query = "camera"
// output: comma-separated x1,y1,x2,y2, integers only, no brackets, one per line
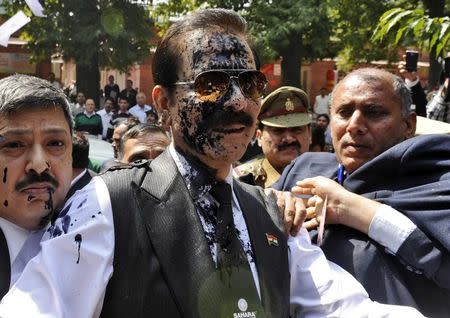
405,50,419,72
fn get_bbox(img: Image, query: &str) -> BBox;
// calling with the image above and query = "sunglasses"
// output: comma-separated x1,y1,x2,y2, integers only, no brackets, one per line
174,69,267,103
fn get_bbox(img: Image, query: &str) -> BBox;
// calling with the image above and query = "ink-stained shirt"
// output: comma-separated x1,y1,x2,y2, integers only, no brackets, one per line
0,155,425,317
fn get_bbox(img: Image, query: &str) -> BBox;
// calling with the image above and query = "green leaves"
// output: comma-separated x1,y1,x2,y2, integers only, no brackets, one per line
2,0,152,71
372,7,450,56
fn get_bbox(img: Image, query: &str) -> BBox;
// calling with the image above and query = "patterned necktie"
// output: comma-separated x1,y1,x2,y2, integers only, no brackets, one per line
0,227,10,298
205,181,266,318
210,182,247,269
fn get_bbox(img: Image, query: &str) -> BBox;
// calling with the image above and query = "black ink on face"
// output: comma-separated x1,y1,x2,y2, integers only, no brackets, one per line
176,31,255,159
44,188,54,211
45,162,50,169
74,233,82,264
3,167,7,183
3,200,7,207
191,32,250,71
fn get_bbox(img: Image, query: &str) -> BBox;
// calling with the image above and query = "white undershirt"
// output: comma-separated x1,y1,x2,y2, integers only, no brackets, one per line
0,218,30,268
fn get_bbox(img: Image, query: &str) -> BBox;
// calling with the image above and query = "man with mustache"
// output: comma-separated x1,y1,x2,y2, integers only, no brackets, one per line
0,74,73,299
236,86,312,188
274,67,450,317
0,10,423,318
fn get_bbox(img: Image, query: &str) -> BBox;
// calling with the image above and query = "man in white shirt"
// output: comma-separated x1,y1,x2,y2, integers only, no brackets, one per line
70,91,86,118
0,9,423,318
0,74,73,298
128,92,153,123
96,97,114,140
313,87,330,116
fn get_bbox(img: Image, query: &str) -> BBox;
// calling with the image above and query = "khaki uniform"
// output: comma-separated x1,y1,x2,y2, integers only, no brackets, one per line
234,156,281,188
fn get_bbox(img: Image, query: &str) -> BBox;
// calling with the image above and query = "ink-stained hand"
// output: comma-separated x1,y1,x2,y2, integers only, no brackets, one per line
292,176,381,234
265,188,307,237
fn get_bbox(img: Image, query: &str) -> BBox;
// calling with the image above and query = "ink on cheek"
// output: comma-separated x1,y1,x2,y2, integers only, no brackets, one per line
2,167,7,183
44,188,54,211
3,200,7,207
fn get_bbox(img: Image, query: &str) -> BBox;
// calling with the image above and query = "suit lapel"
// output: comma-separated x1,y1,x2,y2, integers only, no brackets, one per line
0,226,10,299
137,151,218,317
64,170,93,202
233,181,289,317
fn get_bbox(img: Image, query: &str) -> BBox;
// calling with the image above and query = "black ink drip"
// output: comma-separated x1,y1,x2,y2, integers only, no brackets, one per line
2,167,7,183
75,234,82,264
3,200,7,207
44,188,53,211
45,161,50,169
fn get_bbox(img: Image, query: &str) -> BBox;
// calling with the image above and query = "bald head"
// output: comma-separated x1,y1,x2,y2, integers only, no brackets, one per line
330,68,416,173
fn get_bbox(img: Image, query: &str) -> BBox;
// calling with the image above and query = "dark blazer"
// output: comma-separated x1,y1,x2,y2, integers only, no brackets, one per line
274,134,450,317
100,151,290,317
64,169,94,203
0,227,10,299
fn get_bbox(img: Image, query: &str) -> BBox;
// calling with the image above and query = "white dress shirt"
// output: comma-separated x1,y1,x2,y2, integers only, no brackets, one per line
96,109,113,139
313,94,330,115
0,218,30,269
0,150,424,317
128,104,152,123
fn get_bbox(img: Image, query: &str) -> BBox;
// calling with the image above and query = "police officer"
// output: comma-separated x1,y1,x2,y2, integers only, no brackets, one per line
235,86,312,188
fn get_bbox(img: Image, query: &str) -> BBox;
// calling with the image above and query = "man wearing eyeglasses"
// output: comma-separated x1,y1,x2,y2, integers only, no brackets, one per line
0,9,423,318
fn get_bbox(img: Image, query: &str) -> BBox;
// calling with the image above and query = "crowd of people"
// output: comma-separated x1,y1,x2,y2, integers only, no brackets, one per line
0,7,449,318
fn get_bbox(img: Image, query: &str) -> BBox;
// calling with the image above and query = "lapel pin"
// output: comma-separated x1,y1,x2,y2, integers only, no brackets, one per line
266,233,279,247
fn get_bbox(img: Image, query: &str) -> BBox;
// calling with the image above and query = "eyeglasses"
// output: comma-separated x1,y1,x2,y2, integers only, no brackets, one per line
174,69,267,103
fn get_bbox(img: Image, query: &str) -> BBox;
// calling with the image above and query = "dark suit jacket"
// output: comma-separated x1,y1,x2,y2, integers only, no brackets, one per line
274,134,450,317
100,151,290,317
64,169,94,203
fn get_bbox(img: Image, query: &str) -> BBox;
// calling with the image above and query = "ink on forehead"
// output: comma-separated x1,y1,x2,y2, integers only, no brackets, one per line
191,32,251,71
3,167,6,183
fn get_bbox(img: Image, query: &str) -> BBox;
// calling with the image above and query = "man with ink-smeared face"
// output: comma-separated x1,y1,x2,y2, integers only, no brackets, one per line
167,28,259,177
0,74,72,299
0,76,73,232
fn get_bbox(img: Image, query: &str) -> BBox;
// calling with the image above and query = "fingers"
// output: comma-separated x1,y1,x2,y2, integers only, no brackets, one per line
304,218,319,231
282,192,296,235
290,198,307,237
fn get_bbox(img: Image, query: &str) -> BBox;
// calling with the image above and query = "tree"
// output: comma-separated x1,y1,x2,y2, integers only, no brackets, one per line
372,1,449,86
243,0,335,87
3,0,153,104
329,0,397,71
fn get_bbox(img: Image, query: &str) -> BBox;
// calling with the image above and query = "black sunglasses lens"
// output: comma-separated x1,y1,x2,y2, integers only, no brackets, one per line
238,71,267,100
194,71,229,102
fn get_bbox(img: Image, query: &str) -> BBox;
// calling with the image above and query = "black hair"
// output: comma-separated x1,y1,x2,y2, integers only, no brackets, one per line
118,124,168,159
152,8,248,94
0,74,73,133
72,132,89,169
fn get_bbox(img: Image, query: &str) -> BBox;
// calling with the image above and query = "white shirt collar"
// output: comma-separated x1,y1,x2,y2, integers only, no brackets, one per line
71,169,88,186
0,217,31,266
168,143,233,186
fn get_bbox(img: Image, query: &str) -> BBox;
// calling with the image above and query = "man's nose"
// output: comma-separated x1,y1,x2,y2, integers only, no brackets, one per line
25,145,50,175
281,129,297,142
222,80,247,112
346,111,368,135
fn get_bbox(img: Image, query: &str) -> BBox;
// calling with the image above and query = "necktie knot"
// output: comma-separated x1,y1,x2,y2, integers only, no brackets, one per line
210,182,232,206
